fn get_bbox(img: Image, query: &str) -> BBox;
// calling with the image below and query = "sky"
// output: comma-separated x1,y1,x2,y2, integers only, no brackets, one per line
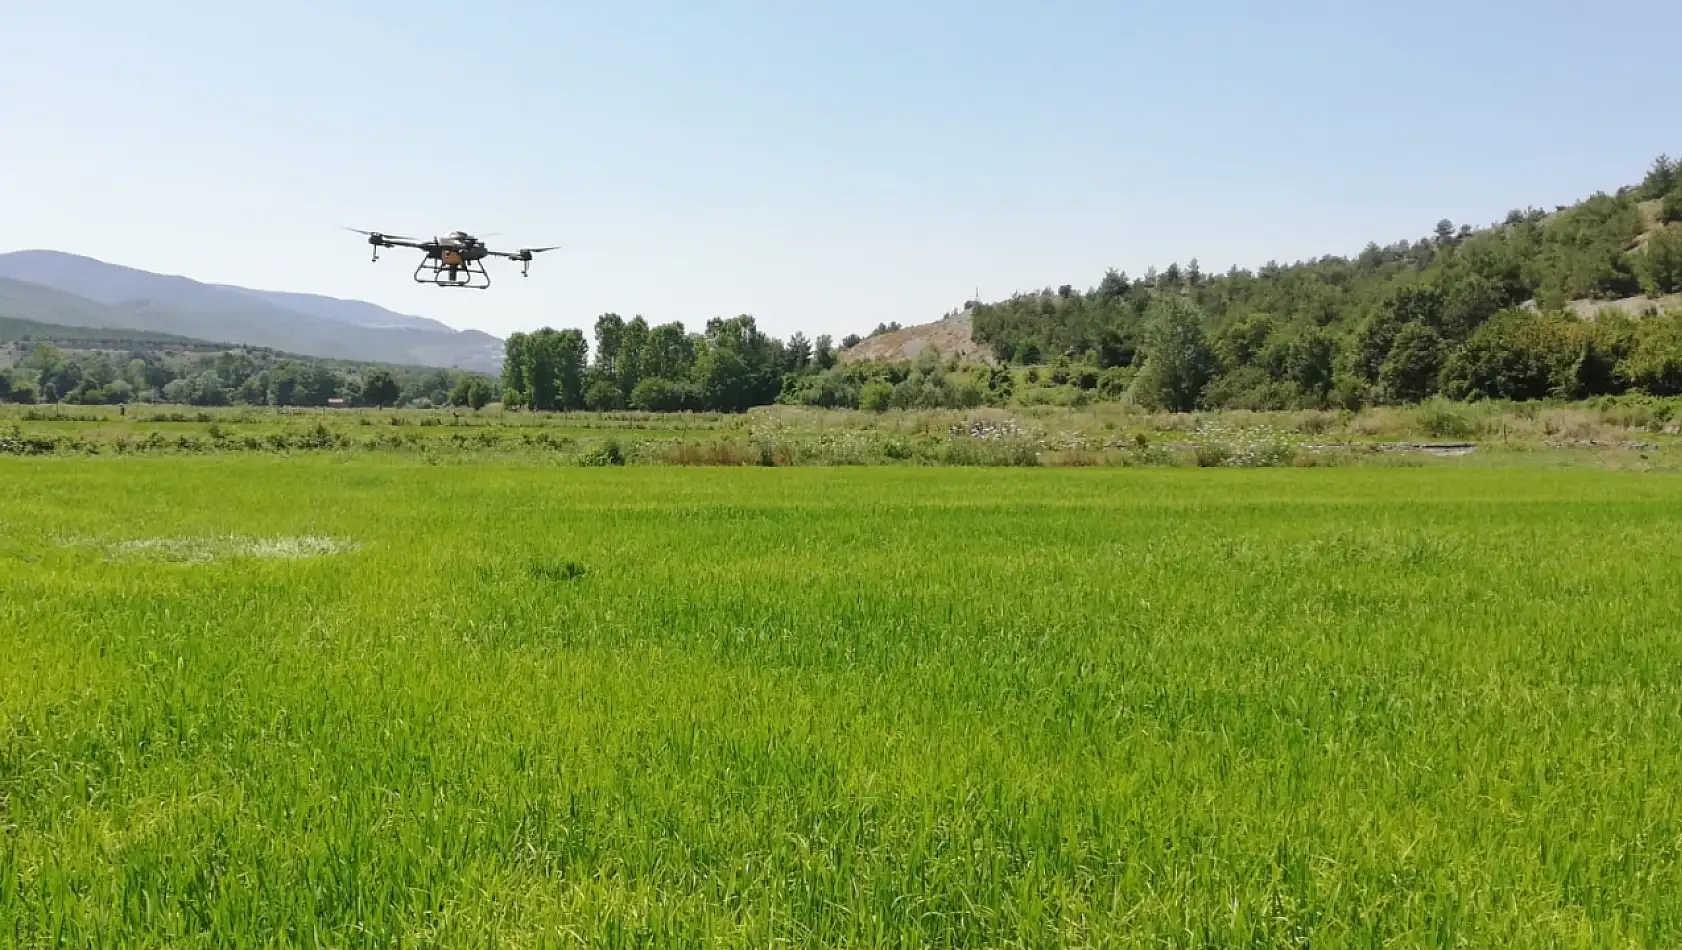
3,0,1679,343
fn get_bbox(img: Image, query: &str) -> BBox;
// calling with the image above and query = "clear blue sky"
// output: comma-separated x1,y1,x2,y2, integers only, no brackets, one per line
3,1,1678,342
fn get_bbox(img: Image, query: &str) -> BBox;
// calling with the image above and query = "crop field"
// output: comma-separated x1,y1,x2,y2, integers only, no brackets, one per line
4,457,1682,947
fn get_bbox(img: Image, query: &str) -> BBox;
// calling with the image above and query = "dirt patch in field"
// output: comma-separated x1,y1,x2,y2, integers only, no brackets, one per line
60,534,359,563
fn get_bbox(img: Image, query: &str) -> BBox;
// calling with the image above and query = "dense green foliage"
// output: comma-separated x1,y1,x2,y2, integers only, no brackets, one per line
502,314,840,414
5,461,1682,946
0,336,497,409
970,155,1682,411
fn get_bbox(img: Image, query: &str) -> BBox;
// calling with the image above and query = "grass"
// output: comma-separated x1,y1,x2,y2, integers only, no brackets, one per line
2,401,1679,470
4,457,1682,946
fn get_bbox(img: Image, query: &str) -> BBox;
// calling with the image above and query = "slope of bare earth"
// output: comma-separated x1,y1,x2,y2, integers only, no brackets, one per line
1560,293,1682,321
838,313,996,365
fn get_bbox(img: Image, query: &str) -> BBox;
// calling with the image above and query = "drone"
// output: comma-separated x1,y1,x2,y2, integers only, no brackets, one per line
345,228,559,289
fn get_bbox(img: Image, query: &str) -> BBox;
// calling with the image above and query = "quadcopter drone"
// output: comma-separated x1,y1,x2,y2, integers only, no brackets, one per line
345,228,559,289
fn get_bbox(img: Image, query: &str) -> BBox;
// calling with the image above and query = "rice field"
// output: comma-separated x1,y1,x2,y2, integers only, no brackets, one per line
4,456,1682,947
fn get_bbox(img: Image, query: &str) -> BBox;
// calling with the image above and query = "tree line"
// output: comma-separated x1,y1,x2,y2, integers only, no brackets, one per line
0,342,497,409
500,314,846,413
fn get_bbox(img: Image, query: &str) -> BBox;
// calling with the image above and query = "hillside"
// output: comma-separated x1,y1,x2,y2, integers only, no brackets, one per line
943,153,1682,410
837,313,994,365
0,251,504,373
0,309,495,408
0,313,202,347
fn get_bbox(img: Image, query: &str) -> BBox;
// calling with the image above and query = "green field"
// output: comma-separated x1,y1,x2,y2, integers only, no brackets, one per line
5,457,1682,947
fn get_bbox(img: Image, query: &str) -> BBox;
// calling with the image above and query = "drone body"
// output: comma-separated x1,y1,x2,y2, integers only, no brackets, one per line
346,228,559,289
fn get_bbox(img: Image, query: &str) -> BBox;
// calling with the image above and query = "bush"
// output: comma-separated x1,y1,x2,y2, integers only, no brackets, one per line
1415,402,1476,439
1194,442,1233,467
1618,312,1682,395
579,438,626,466
859,381,893,413
585,379,625,412
1663,187,1682,224
630,378,692,412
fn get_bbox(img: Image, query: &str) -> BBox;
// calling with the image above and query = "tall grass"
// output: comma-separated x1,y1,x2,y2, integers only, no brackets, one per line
4,460,1682,945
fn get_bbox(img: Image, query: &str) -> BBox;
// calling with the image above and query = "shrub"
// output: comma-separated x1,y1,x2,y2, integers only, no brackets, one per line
585,379,624,412
859,382,893,413
1637,225,1682,296
1194,442,1233,467
1415,402,1476,439
1663,187,1682,224
630,378,691,413
579,439,626,467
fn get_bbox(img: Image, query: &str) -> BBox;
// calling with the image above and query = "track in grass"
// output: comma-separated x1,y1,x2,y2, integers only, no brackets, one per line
4,459,1682,947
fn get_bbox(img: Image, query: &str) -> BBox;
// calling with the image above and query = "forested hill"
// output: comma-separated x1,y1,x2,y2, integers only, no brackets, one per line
967,154,1682,409
0,315,498,410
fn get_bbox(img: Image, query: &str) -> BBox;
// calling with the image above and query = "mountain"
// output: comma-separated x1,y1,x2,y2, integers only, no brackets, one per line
0,250,504,373
211,285,457,333
0,308,203,347
0,273,138,332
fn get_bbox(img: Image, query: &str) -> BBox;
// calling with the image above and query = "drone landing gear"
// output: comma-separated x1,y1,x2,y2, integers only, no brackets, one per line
413,257,491,290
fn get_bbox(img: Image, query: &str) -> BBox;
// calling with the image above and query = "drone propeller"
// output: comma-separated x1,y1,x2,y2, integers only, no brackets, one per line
517,246,561,258
344,226,417,241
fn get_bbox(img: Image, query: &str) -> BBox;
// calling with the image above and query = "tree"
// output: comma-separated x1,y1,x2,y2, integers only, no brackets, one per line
1637,225,1682,297
162,377,195,404
1441,274,1505,339
841,333,862,349
1378,322,1443,402
1438,311,1565,401
448,374,495,409
593,314,625,378
1354,284,1445,381
984,364,1014,405
617,316,649,397
517,328,586,410
693,345,752,413
362,368,401,407
1130,296,1215,412
501,331,530,406
585,378,624,411
554,328,589,410
1619,312,1682,395
785,332,812,371
1213,313,1274,370
1286,329,1337,399
813,334,837,370
1640,155,1677,200
268,361,303,406
630,377,692,412
1095,268,1129,303
1663,187,1682,224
